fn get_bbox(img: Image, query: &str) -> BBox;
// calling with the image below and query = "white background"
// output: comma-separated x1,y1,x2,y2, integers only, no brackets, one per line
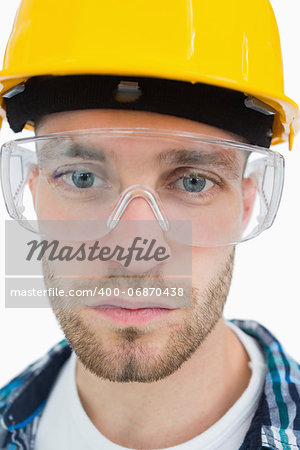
0,0,299,386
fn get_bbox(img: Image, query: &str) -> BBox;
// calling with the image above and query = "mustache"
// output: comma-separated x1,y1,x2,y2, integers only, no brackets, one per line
45,263,190,287
46,275,191,290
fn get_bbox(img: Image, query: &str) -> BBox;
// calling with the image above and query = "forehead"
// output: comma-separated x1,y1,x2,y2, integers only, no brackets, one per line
36,111,246,179
35,109,246,143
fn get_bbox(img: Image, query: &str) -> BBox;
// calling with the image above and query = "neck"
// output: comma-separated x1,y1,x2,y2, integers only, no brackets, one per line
75,318,251,448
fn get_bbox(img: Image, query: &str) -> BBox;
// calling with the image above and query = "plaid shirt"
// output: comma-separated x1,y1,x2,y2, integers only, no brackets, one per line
0,319,300,450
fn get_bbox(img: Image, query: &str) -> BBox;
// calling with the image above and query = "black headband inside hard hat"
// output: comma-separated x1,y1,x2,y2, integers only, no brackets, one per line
3,75,275,148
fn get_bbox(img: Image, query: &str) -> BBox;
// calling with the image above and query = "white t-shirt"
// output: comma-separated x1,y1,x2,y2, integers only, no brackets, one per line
35,320,267,450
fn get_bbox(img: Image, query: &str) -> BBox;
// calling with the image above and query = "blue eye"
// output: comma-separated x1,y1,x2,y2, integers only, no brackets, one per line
173,173,214,193
61,170,107,189
182,175,206,192
72,171,95,188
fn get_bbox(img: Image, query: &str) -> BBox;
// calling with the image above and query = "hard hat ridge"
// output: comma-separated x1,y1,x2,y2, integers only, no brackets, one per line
4,75,275,147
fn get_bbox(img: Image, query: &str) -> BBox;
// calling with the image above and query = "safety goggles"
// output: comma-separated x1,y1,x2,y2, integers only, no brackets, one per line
0,128,284,247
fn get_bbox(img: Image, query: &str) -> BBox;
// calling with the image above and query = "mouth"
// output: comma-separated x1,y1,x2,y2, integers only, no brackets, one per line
87,297,177,324
87,297,178,310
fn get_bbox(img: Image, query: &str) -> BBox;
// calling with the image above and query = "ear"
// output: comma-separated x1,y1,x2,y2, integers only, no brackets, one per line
242,177,257,231
28,167,38,209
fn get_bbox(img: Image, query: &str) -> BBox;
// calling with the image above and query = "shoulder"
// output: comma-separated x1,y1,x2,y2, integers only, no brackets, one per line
0,339,72,434
230,318,300,448
230,318,300,381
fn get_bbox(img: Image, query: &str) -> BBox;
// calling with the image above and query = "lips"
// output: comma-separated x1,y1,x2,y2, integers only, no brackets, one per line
88,297,177,310
89,305,174,324
86,296,177,325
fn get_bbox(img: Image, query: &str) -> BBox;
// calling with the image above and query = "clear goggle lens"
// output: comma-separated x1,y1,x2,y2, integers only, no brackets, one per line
0,128,284,247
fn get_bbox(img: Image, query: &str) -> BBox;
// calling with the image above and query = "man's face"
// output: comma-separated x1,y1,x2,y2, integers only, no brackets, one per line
35,109,243,383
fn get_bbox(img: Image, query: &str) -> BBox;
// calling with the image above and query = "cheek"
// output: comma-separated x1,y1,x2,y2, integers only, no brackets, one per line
191,246,233,289
28,173,66,220
35,179,76,220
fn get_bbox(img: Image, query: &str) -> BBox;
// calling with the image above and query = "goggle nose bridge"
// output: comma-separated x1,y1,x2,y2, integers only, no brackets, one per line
107,184,170,232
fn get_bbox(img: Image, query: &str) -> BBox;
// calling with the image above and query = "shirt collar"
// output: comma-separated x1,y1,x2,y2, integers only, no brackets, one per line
1,340,71,431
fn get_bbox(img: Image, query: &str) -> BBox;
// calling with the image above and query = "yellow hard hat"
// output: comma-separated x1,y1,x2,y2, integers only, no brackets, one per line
0,0,299,148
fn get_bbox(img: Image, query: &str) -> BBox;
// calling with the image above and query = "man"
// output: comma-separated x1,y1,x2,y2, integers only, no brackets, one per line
0,0,299,449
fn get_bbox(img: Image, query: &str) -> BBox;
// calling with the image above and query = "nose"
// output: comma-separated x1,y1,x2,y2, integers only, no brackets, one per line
104,195,172,274
107,184,169,233
116,196,161,222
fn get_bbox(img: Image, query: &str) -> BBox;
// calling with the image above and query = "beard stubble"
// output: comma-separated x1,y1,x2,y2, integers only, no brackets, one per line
43,248,235,383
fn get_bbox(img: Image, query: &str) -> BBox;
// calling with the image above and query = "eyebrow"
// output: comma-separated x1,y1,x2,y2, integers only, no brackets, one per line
63,144,107,162
157,149,241,177
37,143,110,163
